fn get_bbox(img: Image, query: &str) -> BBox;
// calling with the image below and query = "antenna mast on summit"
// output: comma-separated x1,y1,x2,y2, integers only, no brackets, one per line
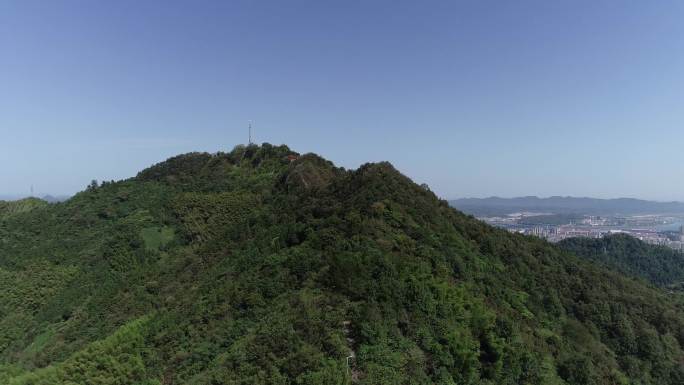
248,120,253,145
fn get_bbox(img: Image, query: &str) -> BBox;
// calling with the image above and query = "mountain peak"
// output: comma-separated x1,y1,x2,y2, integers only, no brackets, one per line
135,143,297,185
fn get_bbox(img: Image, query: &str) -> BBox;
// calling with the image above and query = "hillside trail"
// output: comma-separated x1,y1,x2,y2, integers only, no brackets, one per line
343,320,361,383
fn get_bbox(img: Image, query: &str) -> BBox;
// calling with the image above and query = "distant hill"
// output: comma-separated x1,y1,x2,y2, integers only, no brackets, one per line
41,194,70,203
559,234,684,289
450,196,684,216
0,145,682,384
0,195,70,203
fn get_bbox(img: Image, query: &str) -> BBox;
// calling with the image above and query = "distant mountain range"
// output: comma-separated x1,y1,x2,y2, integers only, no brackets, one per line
450,196,684,216
41,194,70,203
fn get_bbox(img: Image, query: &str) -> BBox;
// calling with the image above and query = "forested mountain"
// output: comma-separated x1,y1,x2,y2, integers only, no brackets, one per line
0,144,682,384
559,234,684,290
450,196,684,216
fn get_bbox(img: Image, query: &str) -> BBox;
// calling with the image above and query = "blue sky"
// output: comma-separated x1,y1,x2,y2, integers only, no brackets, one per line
2,1,684,200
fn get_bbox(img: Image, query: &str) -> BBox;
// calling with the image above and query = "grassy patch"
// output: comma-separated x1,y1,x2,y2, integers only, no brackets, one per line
140,226,174,251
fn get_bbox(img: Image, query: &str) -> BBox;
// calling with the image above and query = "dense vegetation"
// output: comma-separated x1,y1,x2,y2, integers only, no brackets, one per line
0,144,682,384
559,234,684,290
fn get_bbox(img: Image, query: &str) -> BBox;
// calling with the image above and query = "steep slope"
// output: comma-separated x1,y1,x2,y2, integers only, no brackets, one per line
559,234,684,290
0,144,682,385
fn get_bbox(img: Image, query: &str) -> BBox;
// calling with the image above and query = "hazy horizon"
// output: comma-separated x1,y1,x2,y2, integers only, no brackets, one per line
3,1,684,200
5,178,684,204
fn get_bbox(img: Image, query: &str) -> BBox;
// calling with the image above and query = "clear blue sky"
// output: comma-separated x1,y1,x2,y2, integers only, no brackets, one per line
2,1,684,200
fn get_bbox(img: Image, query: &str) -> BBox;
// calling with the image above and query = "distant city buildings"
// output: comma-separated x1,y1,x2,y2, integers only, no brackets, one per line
482,213,684,251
